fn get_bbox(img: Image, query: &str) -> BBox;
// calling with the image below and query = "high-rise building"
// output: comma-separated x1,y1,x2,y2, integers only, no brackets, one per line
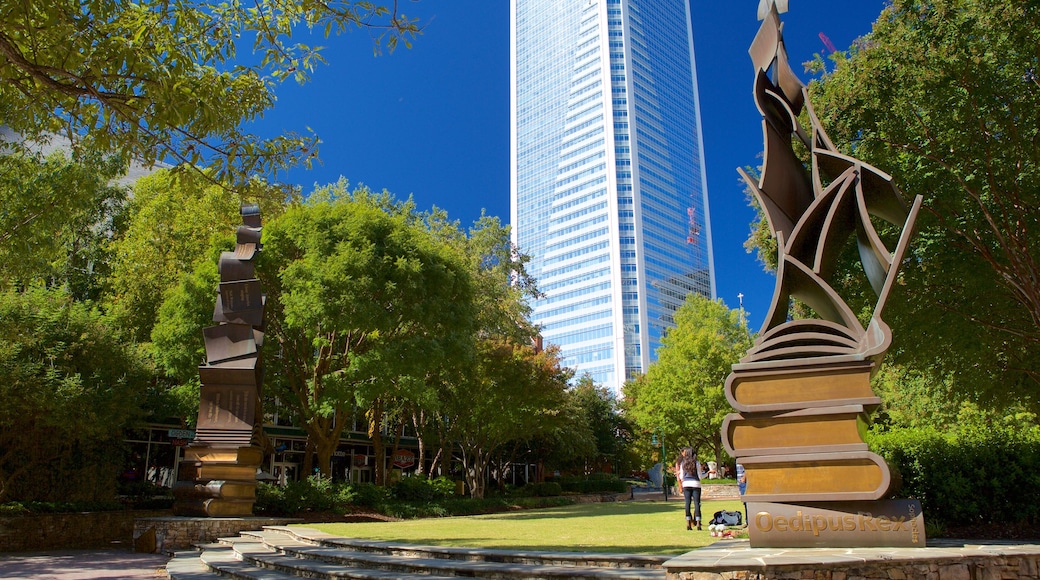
510,0,716,395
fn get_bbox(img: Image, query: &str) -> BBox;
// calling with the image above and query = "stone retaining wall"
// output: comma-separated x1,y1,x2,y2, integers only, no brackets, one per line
664,539,1040,580
669,555,1040,579
0,510,167,552
630,484,740,501
133,516,301,553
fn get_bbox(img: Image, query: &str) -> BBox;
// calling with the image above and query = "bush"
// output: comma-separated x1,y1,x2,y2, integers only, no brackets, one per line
555,474,627,494
0,500,124,515
352,482,391,508
391,475,455,502
523,482,562,497
868,425,1040,527
255,476,357,516
116,480,175,509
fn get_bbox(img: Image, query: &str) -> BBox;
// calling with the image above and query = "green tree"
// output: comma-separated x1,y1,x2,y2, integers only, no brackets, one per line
409,211,538,479
0,1,419,188
255,182,476,480
0,149,128,298
565,375,631,475
794,0,1040,407
0,287,150,502
107,168,290,342
623,295,754,466
446,339,572,498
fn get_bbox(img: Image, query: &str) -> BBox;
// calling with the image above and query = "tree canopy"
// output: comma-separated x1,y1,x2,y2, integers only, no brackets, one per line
623,295,753,465
0,1,419,186
0,287,150,502
108,168,290,341
789,0,1040,408
256,182,476,478
0,148,127,296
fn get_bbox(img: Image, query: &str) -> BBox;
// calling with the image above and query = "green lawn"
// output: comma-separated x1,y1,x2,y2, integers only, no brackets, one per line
300,499,747,556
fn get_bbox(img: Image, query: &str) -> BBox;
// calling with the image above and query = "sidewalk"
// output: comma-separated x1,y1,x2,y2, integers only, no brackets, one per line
0,549,169,579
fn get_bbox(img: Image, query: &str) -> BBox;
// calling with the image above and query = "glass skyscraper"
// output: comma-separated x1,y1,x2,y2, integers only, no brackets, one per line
510,0,715,396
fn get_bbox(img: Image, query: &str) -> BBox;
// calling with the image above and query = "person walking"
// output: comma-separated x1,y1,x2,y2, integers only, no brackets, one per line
676,447,702,531
736,462,748,524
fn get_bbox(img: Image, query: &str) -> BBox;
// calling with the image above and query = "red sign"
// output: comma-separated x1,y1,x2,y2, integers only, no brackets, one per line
353,455,367,467
392,449,415,469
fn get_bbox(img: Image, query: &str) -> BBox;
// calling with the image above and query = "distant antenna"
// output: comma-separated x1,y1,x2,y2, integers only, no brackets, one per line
819,32,837,54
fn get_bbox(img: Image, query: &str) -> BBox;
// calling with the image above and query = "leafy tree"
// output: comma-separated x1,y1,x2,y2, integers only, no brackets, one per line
0,148,128,298
793,0,1040,408
563,375,631,475
107,168,290,341
623,295,754,466
0,287,150,502
0,1,419,188
446,339,572,498
408,211,537,479
255,182,476,480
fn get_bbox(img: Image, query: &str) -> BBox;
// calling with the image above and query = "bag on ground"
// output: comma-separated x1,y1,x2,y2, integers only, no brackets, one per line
709,510,742,526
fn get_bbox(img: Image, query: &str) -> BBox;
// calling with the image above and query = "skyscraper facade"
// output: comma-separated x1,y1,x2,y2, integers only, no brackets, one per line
510,0,716,395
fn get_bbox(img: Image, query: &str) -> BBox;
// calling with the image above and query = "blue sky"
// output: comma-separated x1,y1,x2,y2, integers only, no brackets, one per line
254,1,887,334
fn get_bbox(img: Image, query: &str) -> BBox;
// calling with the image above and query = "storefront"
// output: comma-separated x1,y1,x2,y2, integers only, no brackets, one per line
122,423,192,488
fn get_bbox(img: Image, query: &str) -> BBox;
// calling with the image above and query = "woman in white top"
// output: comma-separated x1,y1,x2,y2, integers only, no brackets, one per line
676,447,702,530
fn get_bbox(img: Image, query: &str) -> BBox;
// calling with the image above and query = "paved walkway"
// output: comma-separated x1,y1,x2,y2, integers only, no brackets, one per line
0,549,169,579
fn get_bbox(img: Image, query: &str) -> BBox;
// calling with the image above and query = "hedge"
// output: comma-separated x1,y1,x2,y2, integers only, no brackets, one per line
868,425,1040,526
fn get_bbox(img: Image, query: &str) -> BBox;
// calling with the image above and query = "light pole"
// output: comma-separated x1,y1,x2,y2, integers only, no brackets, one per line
652,429,668,501
737,292,746,328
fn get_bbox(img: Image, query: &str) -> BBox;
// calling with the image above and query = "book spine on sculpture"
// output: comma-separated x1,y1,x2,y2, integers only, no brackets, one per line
172,205,266,517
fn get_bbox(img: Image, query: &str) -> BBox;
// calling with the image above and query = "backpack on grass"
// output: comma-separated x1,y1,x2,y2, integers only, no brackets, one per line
709,510,742,526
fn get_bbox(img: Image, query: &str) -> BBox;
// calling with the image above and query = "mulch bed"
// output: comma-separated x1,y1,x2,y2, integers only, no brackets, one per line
943,523,1040,541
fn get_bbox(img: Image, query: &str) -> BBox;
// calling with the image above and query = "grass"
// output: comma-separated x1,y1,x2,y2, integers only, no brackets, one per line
299,499,747,556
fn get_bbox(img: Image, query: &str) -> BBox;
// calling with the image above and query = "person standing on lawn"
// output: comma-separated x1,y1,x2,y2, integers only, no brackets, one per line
676,447,702,530
736,462,748,523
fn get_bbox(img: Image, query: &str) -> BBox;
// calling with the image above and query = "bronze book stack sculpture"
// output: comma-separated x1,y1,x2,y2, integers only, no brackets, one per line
172,205,266,517
723,1,926,547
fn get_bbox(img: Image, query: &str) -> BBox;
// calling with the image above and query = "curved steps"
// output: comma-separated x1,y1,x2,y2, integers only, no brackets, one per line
166,526,668,580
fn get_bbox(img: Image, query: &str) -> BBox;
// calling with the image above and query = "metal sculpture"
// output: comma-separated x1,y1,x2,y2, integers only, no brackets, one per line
172,205,266,517
722,2,926,547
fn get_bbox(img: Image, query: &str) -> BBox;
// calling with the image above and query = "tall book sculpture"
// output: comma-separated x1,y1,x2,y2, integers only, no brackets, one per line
724,1,926,547
172,205,266,517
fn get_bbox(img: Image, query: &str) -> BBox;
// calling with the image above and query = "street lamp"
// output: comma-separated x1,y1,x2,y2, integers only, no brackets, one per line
651,429,668,501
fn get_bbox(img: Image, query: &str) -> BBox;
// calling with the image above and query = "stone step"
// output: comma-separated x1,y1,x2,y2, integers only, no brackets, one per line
232,542,462,579
166,526,668,580
259,526,669,570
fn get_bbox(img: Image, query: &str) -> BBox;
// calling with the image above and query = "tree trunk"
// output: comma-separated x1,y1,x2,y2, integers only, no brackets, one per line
427,448,443,478
301,436,314,477
411,407,426,477
463,445,489,499
368,398,386,486
387,414,405,482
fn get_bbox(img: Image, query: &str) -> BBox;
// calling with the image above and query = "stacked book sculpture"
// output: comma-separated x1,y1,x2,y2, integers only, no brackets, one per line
725,1,925,547
173,205,266,517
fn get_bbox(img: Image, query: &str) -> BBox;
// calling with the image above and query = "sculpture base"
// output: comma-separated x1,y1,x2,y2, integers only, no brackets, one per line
746,500,925,548
171,444,261,517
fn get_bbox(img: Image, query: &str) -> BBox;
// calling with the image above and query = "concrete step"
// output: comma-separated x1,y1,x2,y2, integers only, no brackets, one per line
166,526,667,580
260,526,669,570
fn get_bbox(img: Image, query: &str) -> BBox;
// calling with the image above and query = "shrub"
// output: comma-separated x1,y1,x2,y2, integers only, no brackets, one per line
868,425,1040,527
255,476,357,516
555,474,626,494
352,482,391,508
0,500,124,515
392,475,455,502
525,482,562,497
